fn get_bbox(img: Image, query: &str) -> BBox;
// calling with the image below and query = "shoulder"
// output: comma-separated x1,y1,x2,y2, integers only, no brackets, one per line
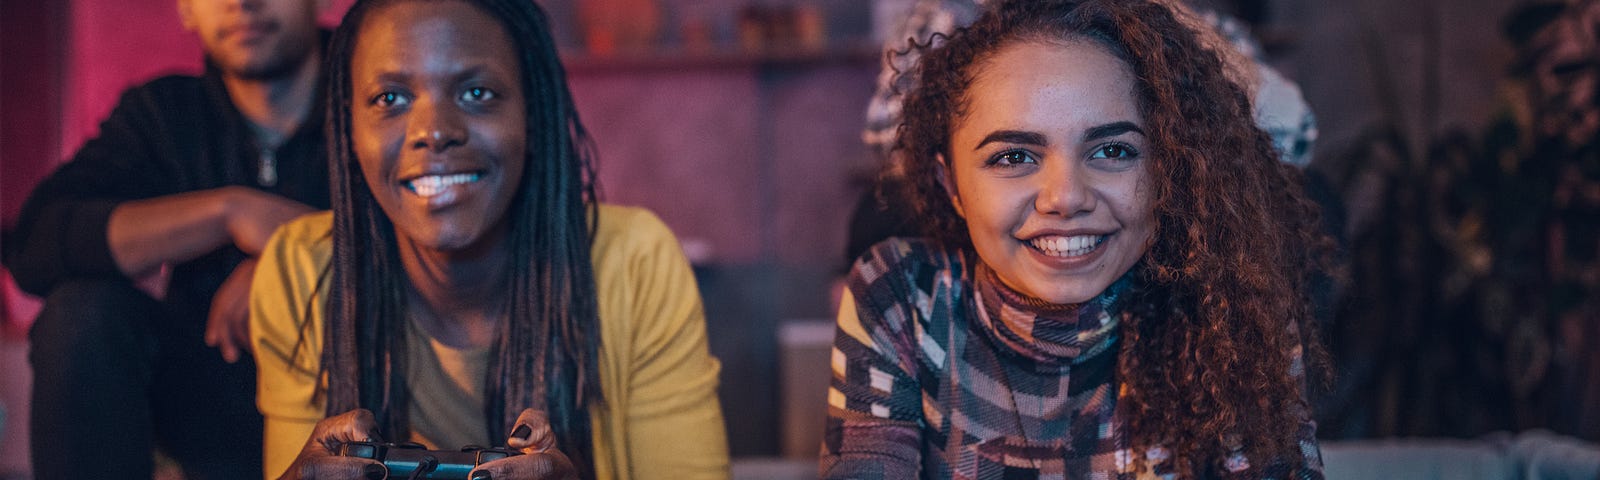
588,203,689,301
587,203,698,333
842,237,971,347
847,237,967,296
95,74,217,134
251,211,332,402
594,203,674,243
272,211,334,258
591,203,680,267
118,74,210,109
259,211,334,286
139,74,207,92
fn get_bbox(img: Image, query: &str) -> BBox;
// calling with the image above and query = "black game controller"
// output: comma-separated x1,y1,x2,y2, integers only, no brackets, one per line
338,441,520,479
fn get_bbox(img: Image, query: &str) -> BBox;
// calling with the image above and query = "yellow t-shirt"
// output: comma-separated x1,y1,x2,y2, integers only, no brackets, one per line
250,205,730,480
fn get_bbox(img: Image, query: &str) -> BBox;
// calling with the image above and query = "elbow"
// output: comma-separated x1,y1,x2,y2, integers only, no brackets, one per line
4,255,62,298
3,229,64,297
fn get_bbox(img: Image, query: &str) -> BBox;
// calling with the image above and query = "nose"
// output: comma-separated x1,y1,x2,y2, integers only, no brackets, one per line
407,98,467,152
1035,160,1094,217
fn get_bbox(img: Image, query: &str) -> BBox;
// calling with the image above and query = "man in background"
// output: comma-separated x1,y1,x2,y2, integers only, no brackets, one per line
2,0,330,476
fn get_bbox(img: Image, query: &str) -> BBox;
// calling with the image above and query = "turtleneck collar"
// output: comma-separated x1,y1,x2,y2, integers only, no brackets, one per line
971,262,1131,366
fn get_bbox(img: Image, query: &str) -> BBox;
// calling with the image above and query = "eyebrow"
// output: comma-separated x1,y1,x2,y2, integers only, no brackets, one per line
372,71,412,84
449,64,496,84
972,121,1145,151
367,64,497,85
974,130,1047,150
1083,121,1144,142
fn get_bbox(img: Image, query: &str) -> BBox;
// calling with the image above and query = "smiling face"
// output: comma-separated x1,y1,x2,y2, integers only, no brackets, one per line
349,0,527,254
179,0,322,79
946,39,1156,305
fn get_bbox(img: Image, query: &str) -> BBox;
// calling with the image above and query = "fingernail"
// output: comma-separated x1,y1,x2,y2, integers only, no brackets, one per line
363,463,386,480
470,471,493,480
511,425,532,440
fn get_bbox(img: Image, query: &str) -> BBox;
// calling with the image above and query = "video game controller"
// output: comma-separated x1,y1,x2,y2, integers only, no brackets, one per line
338,441,521,479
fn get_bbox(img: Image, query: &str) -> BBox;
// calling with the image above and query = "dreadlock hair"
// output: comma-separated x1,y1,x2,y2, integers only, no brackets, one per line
895,0,1333,476
320,0,602,477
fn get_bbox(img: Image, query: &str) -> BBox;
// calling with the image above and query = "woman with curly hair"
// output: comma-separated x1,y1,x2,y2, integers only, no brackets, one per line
248,0,728,478
823,0,1331,478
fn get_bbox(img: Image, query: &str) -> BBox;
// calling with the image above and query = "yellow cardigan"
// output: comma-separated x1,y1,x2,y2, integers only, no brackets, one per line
250,205,729,480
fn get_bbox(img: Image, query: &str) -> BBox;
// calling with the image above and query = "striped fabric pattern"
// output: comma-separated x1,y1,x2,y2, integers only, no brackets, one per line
820,238,1325,479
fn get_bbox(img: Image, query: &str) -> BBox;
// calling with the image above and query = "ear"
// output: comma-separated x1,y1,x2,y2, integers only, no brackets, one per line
176,0,197,31
936,153,964,219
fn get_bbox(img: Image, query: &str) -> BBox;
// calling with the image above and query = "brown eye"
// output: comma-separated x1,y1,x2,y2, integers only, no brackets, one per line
1091,143,1137,159
460,87,496,102
987,149,1036,166
371,91,408,108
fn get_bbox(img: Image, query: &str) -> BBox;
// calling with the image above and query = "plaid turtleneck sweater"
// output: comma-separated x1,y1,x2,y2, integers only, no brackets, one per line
821,238,1324,480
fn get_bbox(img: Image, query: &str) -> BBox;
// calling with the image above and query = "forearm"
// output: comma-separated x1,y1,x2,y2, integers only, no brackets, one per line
819,415,924,480
107,187,240,276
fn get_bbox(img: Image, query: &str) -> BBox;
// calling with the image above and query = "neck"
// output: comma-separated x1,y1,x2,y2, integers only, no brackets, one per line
220,50,321,146
395,228,512,349
970,262,1129,365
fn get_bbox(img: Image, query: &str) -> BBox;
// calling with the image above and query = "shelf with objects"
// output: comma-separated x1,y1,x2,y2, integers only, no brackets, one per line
561,42,881,74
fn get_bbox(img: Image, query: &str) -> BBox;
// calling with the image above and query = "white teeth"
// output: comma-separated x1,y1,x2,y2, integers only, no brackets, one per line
1028,234,1106,257
406,173,481,197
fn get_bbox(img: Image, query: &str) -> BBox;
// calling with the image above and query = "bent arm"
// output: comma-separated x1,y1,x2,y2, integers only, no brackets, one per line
819,292,924,479
5,84,310,294
250,216,331,478
620,212,730,480
107,186,312,276
5,86,192,293
106,188,237,277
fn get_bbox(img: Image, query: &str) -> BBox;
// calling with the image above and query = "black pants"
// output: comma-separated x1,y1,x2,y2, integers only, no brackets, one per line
28,279,262,479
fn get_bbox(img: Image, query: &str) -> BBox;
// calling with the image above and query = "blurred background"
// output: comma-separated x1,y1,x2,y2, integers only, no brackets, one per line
1,0,1596,478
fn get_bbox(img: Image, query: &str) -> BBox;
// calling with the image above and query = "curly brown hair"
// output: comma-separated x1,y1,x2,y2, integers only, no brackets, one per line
893,0,1333,475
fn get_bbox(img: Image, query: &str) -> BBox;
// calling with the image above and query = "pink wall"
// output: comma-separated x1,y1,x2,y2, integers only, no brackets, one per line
62,0,356,166
2,2,65,227
61,0,205,161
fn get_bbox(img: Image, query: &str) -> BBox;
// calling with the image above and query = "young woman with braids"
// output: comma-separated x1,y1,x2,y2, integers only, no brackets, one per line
248,0,728,478
823,0,1331,478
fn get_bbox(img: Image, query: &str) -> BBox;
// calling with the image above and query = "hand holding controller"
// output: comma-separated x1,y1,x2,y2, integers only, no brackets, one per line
338,442,521,479
309,408,576,480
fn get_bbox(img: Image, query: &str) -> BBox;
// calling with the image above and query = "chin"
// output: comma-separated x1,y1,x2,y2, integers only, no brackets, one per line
1027,272,1116,305
394,223,473,252
1038,287,1101,305
427,232,485,253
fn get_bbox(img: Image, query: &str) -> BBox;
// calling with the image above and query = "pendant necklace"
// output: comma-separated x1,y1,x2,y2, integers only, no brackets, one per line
249,122,284,187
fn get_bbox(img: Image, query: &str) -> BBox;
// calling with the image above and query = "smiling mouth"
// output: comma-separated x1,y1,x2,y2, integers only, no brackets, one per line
1026,234,1109,258
404,172,483,198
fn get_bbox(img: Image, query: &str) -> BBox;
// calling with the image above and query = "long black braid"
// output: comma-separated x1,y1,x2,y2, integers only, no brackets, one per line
319,0,602,477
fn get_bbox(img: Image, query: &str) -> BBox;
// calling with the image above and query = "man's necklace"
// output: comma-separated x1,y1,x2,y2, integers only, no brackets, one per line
248,122,285,187
258,147,278,187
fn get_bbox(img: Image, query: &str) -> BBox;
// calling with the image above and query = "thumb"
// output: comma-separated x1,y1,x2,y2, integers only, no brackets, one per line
507,408,556,453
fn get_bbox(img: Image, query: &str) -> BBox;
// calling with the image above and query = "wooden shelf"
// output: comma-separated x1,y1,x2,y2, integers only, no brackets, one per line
561,42,881,74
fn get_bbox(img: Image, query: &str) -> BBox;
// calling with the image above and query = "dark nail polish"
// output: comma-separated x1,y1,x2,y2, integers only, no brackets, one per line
470,471,493,480
511,425,532,440
363,463,387,480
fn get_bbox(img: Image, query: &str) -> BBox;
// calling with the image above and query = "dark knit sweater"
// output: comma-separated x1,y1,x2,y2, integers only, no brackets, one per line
4,65,329,316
